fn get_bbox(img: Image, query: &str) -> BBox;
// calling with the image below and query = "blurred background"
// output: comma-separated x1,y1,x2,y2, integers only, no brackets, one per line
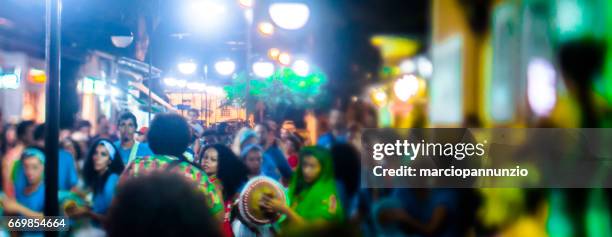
1,0,612,236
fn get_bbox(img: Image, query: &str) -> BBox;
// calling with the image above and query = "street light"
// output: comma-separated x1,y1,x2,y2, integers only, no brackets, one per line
399,59,416,74
111,33,134,48
268,48,281,60
257,22,275,36
278,52,291,66
269,3,310,30
292,59,309,77
163,77,178,87
184,0,226,32
394,75,419,102
178,61,197,75
252,61,275,78
214,59,236,76
416,57,433,78
175,79,187,88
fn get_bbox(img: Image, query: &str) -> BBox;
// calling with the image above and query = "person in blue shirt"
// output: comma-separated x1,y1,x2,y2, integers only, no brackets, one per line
2,148,85,237
2,147,46,218
66,139,124,223
114,112,153,165
317,109,348,149
254,123,292,181
377,189,459,237
11,124,79,193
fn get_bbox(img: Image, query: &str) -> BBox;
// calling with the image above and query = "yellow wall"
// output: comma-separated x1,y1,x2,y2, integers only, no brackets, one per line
432,0,491,126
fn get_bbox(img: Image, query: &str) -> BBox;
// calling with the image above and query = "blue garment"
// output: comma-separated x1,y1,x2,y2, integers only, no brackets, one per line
15,184,45,237
393,189,459,237
114,141,153,165
317,132,348,149
15,183,45,213
13,149,78,193
262,145,292,180
261,154,280,180
59,150,78,191
92,173,120,215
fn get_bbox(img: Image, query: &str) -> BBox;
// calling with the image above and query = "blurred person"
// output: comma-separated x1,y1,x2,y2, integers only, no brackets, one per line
186,127,201,162
71,128,91,164
92,115,118,142
282,135,302,170
2,120,36,198
1,123,17,155
202,129,219,147
376,189,459,237
59,128,72,141
317,109,348,149
199,144,249,200
330,143,361,218
199,144,250,237
114,111,152,165
240,144,265,179
66,139,124,224
188,109,205,138
61,138,82,162
232,127,257,155
261,146,344,228
2,148,87,237
255,123,292,181
119,113,224,220
280,121,297,141
75,120,93,139
232,144,276,237
1,147,46,218
28,123,79,192
105,172,222,237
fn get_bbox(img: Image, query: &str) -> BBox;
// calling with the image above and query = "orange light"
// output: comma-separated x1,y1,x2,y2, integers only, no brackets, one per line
268,48,281,60
28,69,46,84
257,22,275,36
278,52,291,66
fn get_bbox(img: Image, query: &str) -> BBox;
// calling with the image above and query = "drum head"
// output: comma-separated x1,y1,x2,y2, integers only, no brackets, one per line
238,176,287,226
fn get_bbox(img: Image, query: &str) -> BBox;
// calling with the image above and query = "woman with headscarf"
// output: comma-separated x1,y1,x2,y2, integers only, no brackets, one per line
199,144,249,237
261,146,344,228
1,147,46,217
65,139,124,223
1,147,86,220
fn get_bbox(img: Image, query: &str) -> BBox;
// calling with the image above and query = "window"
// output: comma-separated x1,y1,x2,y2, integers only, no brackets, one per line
221,108,231,117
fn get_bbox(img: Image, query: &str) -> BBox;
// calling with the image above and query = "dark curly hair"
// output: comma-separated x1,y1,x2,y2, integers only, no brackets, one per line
105,172,222,237
198,144,249,199
147,113,192,158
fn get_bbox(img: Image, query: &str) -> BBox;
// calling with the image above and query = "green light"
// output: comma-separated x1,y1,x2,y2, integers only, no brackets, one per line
547,190,573,237
586,189,611,237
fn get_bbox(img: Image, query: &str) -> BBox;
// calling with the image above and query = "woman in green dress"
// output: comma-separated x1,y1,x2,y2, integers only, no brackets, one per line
261,146,344,228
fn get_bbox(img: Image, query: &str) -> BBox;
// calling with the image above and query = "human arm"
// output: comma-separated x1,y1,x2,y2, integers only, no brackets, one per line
260,194,305,226
1,198,43,218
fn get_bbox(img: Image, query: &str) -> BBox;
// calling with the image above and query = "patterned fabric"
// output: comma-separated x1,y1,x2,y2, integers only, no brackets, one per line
120,155,223,214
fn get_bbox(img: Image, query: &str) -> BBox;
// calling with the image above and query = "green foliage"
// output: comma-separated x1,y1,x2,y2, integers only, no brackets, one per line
224,67,328,111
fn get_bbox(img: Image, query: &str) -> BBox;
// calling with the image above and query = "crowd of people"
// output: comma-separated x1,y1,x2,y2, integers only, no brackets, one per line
0,102,563,237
